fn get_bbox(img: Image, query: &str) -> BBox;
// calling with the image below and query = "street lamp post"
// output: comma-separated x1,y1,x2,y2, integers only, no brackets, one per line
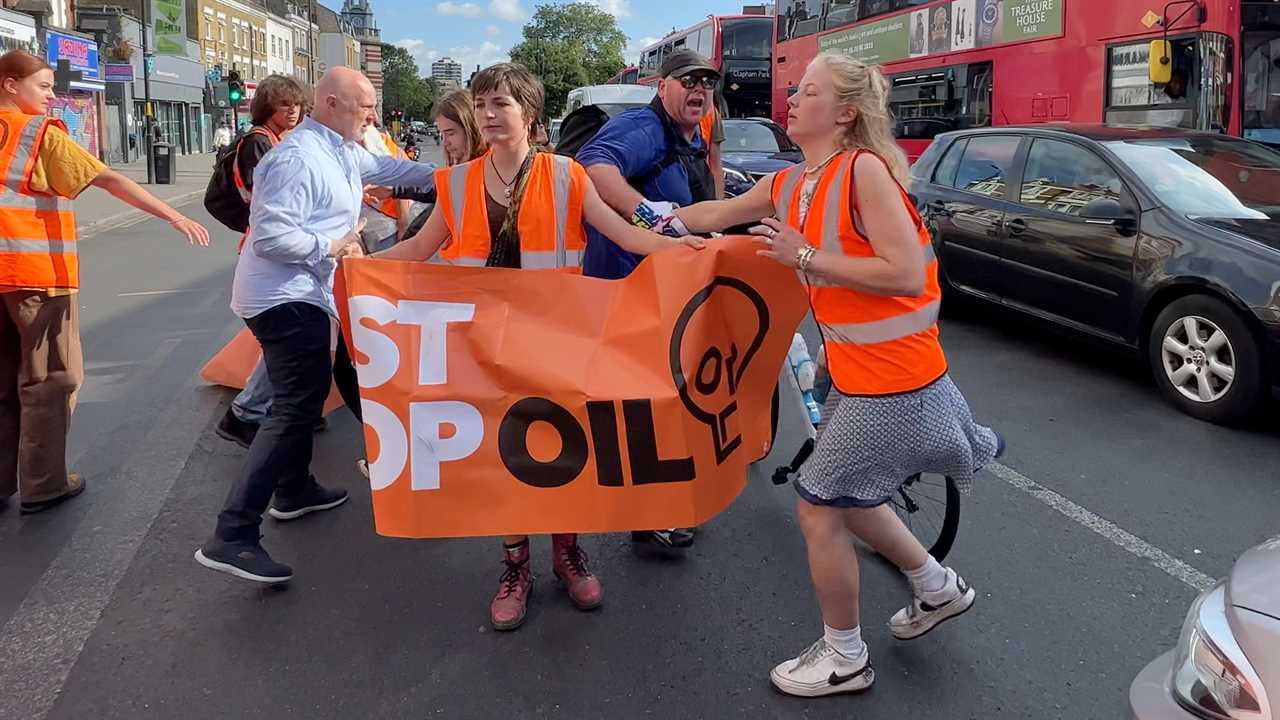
141,0,154,183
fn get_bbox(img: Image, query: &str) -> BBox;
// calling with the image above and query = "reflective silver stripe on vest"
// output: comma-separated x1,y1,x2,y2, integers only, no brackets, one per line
814,156,852,250
2,115,44,192
447,162,469,236
772,165,804,222
520,250,559,269
0,190,61,211
551,154,571,266
821,299,940,345
430,255,486,267
0,238,76,255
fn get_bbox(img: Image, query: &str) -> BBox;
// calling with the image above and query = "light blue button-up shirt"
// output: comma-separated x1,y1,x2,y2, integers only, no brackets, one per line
230,117,437,319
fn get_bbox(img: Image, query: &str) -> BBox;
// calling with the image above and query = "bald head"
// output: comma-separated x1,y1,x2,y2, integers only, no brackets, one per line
312,67,377,142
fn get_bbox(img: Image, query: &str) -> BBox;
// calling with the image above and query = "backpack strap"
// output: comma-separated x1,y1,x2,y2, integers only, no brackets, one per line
231,127,280,201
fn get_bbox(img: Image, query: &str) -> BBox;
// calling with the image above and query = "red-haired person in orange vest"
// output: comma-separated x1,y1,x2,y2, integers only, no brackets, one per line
378,63,703,632
0,50,209,514
673,54,1003,699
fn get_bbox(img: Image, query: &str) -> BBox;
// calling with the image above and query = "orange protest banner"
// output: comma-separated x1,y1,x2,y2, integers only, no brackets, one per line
200,327,346,415
336,237,810,539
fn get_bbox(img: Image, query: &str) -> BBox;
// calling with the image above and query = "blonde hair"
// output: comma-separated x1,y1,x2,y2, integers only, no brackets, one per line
815,53,910,186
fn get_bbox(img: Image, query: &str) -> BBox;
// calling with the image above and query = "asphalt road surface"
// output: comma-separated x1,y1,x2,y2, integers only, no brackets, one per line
2,147,1276,719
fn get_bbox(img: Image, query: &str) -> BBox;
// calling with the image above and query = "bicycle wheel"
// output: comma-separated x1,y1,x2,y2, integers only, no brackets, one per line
890,473,960,562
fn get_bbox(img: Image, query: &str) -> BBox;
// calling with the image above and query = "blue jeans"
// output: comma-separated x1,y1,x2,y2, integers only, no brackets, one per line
231,356,273,423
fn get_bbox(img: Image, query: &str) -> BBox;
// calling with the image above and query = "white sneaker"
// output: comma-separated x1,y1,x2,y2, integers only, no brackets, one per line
357,459,369,479
889,567,976,640
769,638,874,697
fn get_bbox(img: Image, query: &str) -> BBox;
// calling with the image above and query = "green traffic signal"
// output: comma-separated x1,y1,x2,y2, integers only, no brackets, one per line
229,88,242,102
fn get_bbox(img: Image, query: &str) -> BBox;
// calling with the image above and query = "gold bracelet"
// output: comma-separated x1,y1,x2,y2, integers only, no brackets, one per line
796,244,817,271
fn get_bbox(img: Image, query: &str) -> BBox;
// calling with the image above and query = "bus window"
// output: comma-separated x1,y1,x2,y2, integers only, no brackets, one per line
1243,26,1280,145
889,62,992,139
824,0,860,31
778,0,821,41
723,17,772,59
1106,37,1197,128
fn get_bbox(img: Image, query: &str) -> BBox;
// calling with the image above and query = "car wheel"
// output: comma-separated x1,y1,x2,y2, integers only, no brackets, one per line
1148,295,1265,423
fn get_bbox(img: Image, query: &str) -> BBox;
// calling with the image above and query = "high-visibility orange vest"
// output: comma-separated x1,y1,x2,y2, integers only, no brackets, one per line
0,110,78,289
772,150,947,396
434,151,587,271
373,131,404,219
699,108,717,172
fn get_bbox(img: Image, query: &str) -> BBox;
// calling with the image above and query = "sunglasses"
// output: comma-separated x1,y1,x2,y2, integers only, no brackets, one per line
677,75,718,90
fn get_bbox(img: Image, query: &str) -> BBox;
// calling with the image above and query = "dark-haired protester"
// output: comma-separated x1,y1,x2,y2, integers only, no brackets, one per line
671,53,1002,697
576,49,723,553
214,74,311,449
0,50,209,514
194,67,436,584
378,63,703,631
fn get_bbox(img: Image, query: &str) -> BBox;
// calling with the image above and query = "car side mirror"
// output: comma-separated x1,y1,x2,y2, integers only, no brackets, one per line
1083,198,1137,232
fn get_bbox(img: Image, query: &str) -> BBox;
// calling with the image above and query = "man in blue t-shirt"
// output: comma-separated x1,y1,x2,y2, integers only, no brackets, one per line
577,49,721,281
577,49,723,551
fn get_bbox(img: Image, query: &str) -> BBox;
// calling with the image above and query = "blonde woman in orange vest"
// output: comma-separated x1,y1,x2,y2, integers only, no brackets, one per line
0,49,209,514
673,53,1002,697
379,62,702,631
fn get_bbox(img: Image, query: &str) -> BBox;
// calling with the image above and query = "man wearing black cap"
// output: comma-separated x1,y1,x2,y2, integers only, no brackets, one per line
575,48,723,552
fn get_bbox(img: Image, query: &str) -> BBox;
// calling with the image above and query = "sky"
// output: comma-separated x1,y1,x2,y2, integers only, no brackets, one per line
360,0,757,79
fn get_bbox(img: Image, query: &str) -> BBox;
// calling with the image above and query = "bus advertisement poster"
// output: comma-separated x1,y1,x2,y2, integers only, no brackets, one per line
819,0,1062,64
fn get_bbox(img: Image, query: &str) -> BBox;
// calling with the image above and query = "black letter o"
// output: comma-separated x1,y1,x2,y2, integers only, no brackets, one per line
499,398,588,488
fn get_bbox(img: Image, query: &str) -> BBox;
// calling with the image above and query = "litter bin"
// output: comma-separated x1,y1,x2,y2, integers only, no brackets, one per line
152,142,174,184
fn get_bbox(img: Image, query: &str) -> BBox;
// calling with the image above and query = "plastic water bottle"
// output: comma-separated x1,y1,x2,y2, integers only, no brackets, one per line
787,334,822,425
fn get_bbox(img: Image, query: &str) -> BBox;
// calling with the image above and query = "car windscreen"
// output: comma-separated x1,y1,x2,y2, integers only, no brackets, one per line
723,121,795,153
1104,137,1280,219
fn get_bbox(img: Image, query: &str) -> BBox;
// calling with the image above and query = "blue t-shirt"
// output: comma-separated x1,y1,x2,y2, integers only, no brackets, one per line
577,105,706,279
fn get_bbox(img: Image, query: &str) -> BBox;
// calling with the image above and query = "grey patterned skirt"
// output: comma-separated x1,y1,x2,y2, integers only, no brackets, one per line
795,374,1002,508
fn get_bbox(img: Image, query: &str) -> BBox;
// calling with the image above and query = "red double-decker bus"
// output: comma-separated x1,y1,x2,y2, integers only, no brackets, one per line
606,66,641,84
636,14,775,117
774,0,1280,159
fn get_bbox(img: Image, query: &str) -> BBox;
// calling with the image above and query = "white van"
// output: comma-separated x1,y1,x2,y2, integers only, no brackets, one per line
563,84,656,116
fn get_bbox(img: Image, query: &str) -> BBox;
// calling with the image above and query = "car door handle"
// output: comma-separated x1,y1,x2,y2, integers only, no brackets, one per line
1005,217,1027,235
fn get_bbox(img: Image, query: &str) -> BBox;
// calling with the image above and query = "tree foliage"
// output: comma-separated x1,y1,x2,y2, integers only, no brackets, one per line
381,43,441,122
508,3,626,118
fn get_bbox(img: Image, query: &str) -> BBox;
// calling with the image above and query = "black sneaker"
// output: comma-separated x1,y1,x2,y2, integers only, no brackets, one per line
631,528,696,550
268,478,348,521
195,537,293,583
216,408,259,449
313,417,328,433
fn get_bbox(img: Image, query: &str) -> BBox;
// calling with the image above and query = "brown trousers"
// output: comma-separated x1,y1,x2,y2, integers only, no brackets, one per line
0,290,83,501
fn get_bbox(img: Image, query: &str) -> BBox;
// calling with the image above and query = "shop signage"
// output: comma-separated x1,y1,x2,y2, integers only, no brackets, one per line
45,30,100,82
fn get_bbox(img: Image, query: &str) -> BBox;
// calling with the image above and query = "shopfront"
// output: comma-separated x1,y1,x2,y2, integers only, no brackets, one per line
128,52,208,154
0,7,37,55
45,29,105,159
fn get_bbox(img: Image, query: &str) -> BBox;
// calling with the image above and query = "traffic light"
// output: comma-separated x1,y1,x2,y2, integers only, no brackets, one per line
227,71,243,104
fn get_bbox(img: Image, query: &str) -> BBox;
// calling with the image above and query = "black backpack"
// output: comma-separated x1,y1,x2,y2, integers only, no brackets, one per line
555,99,714,201
203,128,274,233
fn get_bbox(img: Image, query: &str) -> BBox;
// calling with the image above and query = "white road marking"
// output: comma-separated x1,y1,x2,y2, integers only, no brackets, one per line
987,462,1217,592
117,289,210,297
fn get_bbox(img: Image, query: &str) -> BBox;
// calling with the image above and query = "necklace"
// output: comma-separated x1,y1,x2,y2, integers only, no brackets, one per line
490,154,519,199
803,150,842,176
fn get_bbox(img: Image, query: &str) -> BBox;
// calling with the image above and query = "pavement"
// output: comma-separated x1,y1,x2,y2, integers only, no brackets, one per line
75,152,217,237
2,142,1278,719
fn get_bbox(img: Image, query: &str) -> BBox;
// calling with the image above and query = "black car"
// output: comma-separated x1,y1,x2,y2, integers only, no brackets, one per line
720,118,802,196
911,125,1280,423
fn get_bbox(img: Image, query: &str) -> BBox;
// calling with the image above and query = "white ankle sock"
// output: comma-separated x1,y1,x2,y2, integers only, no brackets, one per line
904,556,948,596
823,624,866,660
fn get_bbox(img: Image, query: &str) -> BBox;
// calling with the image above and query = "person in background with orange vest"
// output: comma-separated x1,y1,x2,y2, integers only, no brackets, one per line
699,88,728,199
378,63,702,631
0,49,209,514
672,53,1002,698
215,74,309,449
357,117,413,249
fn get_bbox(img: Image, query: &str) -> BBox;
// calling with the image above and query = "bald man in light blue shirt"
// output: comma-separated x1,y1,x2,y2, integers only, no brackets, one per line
198,68,436,584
